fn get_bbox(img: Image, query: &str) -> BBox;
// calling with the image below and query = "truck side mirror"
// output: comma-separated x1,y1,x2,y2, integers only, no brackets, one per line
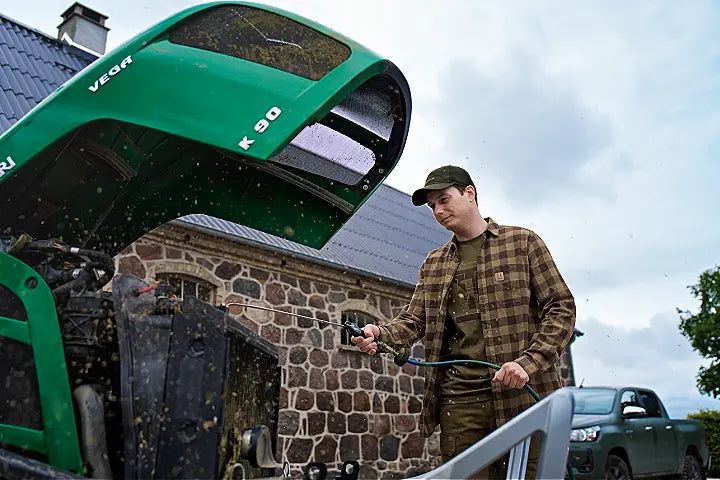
622,405,647,417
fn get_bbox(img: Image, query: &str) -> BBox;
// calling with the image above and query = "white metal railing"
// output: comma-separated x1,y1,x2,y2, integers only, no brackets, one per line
408,388,575,479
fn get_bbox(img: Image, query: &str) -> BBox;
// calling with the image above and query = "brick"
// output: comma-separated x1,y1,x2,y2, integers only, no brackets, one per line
287,366,307,388
285,328,304,345
359,371,374,390
278,410,299,436
353,391,370,411
307,411,325,435
232,278,260,298
401,432,425,458
294,389,313,410
196,257,214,270
309,368,324,389
325,371,339,391
348,413,368,433
215,261,242,280
384,396,400,414
373,414,391,436
314,436,337,463
136,243,163,260
328,291,346,303
309,295,325,309
399,376,412,394
408,396,422,414
286,438,313,463
340,435,360,461
265,283,286,305
261,324,280,343
413,378,425,396
361,434,379,461
394,415,416,433
341,371,358,389
317,391,335,411
289,346,308,364
338,392,352,413
280,274,298,287
309,349,329,367
379,436,400,461
249,268,270,282
118,255,146,278
328,412,346,434
376,376,395,393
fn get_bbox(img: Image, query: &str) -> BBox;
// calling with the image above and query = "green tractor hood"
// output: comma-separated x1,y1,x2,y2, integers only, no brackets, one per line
0,1,411,255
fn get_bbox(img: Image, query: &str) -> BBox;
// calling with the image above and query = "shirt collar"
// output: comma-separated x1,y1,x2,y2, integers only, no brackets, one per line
448,217,499,251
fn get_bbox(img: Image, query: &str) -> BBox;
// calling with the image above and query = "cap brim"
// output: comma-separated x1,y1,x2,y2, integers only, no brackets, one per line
411,182,455,206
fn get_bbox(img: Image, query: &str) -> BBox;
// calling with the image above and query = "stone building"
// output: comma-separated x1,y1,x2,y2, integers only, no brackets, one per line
0,4,580,478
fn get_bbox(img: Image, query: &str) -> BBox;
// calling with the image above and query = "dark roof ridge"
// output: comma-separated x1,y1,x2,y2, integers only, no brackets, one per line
0,12,99,61
1,13,62,45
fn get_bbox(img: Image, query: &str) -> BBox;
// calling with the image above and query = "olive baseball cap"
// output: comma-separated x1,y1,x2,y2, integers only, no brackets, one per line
411,165,475,206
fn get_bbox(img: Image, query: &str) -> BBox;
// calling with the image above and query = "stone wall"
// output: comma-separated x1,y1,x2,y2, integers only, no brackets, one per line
113,222,577,478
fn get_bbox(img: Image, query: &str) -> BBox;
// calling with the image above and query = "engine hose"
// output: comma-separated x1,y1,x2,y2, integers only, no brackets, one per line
52,270,94,301
405,357,575,480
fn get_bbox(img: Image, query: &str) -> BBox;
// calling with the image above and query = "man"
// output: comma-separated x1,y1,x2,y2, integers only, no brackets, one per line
352,165,575,479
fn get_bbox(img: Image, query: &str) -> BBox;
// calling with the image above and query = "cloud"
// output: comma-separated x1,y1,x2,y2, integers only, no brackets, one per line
432,52,612,205
572,312,720,418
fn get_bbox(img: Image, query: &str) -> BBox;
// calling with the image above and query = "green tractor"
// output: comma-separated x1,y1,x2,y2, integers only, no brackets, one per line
0,2,411,478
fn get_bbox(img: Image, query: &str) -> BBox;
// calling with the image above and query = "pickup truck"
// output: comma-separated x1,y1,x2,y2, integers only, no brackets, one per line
567,386,709,479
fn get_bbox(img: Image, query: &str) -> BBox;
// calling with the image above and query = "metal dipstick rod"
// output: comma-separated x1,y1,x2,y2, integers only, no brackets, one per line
225,302,407,363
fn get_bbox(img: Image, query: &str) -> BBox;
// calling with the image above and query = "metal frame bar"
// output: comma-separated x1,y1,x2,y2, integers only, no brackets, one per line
408,388,575,480
0,252,83,472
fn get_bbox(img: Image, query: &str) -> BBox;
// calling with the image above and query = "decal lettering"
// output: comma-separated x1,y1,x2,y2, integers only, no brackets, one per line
238,136,255,151
238,107,282,151
0,156,16,178
88,55,133,93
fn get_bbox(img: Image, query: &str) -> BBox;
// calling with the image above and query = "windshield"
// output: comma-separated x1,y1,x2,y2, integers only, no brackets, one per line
573,389,616,415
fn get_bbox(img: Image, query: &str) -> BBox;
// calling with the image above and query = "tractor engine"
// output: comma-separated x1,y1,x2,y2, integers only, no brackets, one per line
0,235,283,479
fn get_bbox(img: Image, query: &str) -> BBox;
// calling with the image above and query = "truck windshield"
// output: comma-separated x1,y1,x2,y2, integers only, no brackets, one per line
573,388,616,415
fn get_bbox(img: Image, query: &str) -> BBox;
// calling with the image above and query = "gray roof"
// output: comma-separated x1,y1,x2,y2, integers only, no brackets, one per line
0,12,450,287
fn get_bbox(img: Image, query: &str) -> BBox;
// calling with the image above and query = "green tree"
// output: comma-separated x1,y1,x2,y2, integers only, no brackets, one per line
679,266,720,398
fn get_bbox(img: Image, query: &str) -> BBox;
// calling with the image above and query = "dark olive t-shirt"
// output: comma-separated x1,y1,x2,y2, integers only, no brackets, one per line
439,232,493,404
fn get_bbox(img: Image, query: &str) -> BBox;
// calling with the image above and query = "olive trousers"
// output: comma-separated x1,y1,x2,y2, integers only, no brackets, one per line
439,400,539,479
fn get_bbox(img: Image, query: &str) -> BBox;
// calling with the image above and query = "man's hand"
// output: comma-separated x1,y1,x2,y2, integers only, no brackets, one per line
351,324,381,355
492,361,529,389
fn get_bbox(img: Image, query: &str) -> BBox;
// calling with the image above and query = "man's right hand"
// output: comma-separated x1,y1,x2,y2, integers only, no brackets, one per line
351,324,381,355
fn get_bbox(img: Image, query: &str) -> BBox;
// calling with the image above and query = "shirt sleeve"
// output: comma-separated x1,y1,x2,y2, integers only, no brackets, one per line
515,232,576,377
377,264,427,348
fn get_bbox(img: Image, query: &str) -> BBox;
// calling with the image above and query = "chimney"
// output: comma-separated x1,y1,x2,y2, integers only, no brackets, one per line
57,2,109,55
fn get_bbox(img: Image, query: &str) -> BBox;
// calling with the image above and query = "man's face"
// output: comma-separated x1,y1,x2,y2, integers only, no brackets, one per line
426,185,474,232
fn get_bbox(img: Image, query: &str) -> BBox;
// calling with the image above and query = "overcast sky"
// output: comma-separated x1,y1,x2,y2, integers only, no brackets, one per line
4,0,720,418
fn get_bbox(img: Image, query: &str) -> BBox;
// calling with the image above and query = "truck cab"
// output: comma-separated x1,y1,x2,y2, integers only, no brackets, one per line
568,386,709,479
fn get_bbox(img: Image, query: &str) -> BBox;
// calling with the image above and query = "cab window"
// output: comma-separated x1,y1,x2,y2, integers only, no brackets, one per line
169,5,350,80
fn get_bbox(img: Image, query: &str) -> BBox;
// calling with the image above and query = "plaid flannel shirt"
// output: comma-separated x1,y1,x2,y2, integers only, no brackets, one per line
378,218,576,437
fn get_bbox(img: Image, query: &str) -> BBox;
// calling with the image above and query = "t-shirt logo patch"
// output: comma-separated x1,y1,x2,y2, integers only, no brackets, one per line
495,272,504,282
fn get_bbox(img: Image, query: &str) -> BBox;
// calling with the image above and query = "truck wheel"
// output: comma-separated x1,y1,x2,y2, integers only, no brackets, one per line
681,454,704,480
605,454,632,480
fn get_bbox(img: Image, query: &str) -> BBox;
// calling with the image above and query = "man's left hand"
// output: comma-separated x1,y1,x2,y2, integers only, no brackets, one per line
492,362,529,389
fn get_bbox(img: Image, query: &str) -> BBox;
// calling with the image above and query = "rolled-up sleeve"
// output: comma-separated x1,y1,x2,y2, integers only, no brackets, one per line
515,233,576,377
378,265,427,348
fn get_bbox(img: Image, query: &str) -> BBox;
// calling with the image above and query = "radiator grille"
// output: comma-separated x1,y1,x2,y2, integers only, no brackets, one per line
222,322,281,478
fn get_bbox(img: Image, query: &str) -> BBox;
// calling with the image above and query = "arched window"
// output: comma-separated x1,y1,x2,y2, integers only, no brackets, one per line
156,273,215,303
340,310,378,346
